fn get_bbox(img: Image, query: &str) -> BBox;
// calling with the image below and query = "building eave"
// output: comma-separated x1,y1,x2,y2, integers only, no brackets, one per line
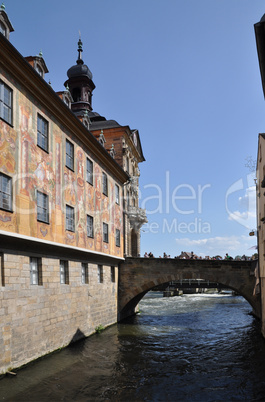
0,230,125,265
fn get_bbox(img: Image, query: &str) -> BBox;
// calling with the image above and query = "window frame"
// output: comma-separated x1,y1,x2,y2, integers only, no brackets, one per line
66,139,74,171
37,190,49,224
98,264,103,283
0,79,12,125
81,262,89,284
37,114,49,152
0,172,12,212
0,21,7,37
60,260,69,284
30,257,42,285
36,64,44,78
103,222,109,243
87,214,94,238
102,172,108,196
111,266,115,283
66,205,75,232
86,157,93,185
115,229,120,247
115,184,120,204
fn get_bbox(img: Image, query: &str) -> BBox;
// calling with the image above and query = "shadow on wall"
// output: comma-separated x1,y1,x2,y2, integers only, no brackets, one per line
69,328,86,344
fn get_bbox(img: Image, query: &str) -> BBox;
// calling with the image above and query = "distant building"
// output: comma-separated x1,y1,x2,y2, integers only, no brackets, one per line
0,4,146,373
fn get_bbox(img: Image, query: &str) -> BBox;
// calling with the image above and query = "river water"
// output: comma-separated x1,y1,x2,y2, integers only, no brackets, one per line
1,292,265,401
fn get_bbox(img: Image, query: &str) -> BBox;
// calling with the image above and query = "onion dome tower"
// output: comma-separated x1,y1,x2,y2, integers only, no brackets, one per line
64,37,95,117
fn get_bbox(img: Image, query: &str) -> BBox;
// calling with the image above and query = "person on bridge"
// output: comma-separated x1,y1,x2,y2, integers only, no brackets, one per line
225,253,233,260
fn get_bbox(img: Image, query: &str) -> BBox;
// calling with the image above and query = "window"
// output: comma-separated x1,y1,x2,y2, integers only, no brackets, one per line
37,114,48,151
66,205,75,232
60,260,69,284
30,257,42,285
126,157,129,173
102,172,108,196
98,265,103,283
103,223,109,243
66,139,74,170
37,191,49,223
87,215,94,238
0,80,12,125
36,64,44,78
73,87,81,102
0,21,6,37
111,266,115,283
115,229,120,247
115,184,120,204
0,173,12,211
86,158,93,185
81,263,89,284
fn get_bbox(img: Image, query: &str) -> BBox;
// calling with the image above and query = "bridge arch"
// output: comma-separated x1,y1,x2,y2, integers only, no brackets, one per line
118,258,260,321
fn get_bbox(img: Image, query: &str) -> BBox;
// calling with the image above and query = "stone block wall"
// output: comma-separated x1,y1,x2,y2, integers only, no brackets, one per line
0,252,118,374
118,258,260,320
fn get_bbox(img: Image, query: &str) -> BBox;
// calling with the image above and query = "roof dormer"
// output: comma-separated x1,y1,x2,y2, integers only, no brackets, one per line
57,88,73,109
25,52,49,78
0,3,14,40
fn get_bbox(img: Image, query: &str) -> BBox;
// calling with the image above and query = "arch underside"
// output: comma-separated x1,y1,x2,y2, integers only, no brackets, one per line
119,270,260,321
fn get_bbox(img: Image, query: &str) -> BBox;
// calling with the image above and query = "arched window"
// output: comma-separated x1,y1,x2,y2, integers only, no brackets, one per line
0,21,6,37
73,88,81,102
36,64,44,78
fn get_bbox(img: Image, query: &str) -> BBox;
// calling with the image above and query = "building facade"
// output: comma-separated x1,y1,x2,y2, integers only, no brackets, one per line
254,15,265,337
89,124,147,257
0,5,145,373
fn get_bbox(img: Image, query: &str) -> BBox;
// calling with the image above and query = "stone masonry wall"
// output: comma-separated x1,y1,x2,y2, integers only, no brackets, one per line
118,258,259,320
0,252,118,374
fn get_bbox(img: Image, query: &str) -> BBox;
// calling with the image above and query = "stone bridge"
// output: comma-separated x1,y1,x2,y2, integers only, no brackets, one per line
118,258,260,320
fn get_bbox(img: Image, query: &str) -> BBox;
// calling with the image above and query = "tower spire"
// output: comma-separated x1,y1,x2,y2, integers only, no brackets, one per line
77,32,83,65
65,35,95,115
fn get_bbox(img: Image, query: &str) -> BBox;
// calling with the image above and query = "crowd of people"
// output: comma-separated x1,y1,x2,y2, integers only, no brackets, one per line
143,251,255,261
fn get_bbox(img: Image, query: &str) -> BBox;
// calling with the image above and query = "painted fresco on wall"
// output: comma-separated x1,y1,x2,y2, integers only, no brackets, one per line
19,104,32,196
86,184,94,212
0,120,16,174
0,82,124,257
18,102,56,240
102,196,109,222
94,164,102,213
94,164,102,252
34,153,55,195
0,118,17,230
64,169,76,205
76,146,86,248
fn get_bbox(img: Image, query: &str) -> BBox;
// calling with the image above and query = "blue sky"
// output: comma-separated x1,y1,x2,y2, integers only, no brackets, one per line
5,0,265,257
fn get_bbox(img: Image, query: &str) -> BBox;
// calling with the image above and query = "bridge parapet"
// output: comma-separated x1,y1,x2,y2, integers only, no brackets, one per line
118,258,259,321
